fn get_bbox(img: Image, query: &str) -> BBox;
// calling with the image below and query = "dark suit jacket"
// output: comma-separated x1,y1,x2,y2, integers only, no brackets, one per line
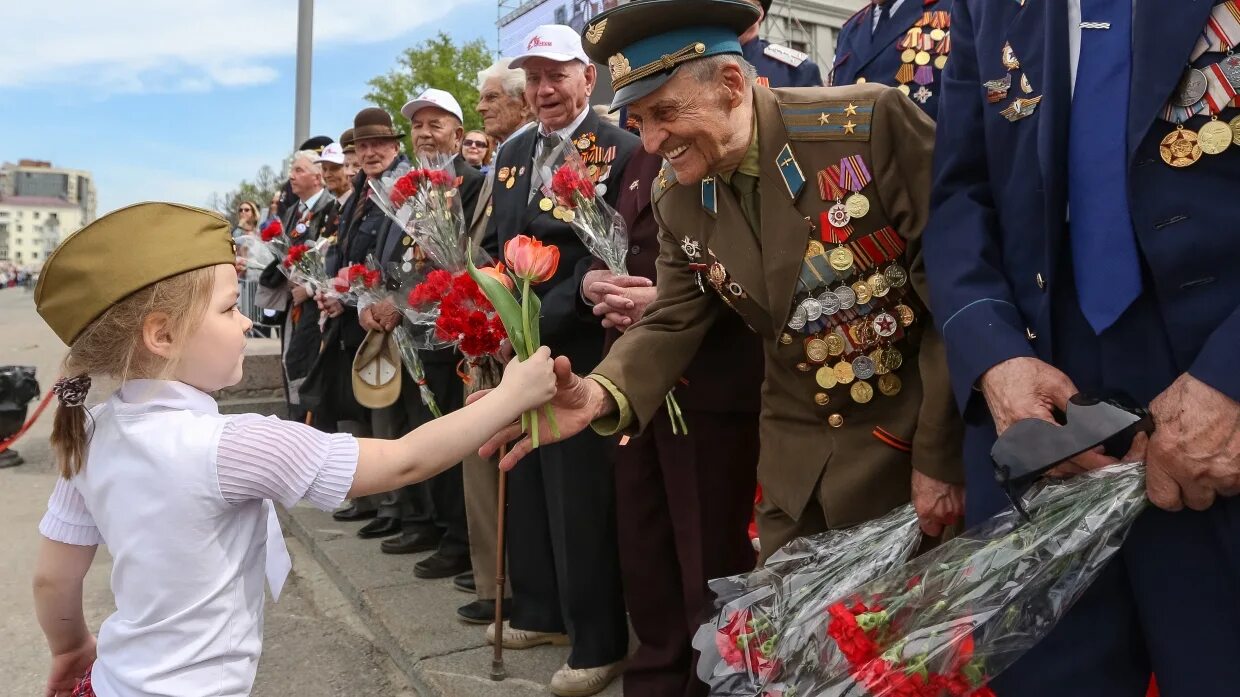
925,0,1240,518
486,109,641,369
831,0,953,118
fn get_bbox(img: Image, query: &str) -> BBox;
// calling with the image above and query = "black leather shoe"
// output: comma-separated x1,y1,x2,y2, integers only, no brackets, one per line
379,530,442,555
457,599,511,625
453,572,476,593
332,504,378,522
414,551,472,579
357,517,401,539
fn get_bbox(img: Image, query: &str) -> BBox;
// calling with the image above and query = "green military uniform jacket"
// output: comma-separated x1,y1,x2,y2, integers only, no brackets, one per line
594,83,962,528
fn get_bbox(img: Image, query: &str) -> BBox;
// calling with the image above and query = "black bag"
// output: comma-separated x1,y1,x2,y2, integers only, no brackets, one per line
0,366,40,440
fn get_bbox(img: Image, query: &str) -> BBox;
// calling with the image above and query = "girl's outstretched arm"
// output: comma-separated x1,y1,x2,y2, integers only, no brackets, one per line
33,538,97,697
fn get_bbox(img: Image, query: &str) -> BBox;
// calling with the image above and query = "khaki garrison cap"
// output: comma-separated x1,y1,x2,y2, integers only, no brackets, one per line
35,202,236,345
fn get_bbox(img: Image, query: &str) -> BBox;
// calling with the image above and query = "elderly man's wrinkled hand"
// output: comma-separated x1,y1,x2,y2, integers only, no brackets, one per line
1144,373,1240,512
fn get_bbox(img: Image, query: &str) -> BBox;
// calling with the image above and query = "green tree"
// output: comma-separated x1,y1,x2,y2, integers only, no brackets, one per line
365,32,494,153
208,162,287,227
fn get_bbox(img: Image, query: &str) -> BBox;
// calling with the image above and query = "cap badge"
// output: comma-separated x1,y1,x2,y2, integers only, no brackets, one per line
609,52,632,81
585,19,607,44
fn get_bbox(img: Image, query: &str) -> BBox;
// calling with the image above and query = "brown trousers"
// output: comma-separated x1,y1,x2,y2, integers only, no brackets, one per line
462,361,509,600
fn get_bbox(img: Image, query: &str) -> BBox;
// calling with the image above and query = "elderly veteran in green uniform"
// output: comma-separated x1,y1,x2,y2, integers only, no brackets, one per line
483,0,963,559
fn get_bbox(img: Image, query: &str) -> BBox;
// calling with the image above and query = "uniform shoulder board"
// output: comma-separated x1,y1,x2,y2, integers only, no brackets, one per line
652,159,678,203
778,94,877,142
764,42,809,68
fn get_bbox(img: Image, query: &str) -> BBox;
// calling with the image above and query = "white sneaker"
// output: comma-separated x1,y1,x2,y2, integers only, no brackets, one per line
549,661,625,697
485,621,570,649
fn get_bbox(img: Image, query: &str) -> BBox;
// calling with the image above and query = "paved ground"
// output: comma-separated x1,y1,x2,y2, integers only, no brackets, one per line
0,285,626,696
0,287,414,697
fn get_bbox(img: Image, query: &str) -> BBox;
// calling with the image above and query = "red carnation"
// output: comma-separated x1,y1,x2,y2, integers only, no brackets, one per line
391,170,423,207
550,164,595,208
283,243,309,268
426,169,455,187
261,219,284,242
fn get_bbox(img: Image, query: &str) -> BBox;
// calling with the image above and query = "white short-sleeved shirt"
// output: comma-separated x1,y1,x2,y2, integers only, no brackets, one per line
39,380,358,697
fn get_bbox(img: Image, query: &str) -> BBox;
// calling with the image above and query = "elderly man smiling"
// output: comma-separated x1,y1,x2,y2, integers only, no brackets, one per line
485,0,964,574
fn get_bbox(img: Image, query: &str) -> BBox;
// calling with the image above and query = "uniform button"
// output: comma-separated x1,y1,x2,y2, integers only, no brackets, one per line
856,77,867,84
629,244,641,256
828,413,844,428
1026,327,1038,340
814,392,830,406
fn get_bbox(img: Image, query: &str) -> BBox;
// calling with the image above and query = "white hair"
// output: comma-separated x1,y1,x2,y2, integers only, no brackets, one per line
675,54,758,84
477,58,526,99
290,149,323,175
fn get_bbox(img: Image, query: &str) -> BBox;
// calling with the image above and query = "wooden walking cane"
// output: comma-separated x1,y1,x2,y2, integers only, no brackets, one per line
491,443,509,681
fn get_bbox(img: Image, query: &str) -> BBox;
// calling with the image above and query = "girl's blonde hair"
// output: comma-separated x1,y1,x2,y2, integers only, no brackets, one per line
50,266,216,478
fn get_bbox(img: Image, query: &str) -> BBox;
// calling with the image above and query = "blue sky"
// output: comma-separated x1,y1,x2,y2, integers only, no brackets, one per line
0,0,496,214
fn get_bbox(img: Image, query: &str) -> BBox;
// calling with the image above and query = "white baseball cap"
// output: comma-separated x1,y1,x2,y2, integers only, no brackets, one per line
510,24,590,68
315,142,346,165
400,88,465,123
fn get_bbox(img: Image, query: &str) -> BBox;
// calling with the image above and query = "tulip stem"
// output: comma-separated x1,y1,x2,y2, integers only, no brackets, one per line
521,278,539,449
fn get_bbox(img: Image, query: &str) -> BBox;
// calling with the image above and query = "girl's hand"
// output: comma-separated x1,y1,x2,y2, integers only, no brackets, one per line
497,346,557,411
46,634,95,697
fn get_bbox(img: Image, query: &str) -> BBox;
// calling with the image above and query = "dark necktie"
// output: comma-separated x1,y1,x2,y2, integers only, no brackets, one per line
873,1,891,36
1069,0,1141,333
529,133,563,202
730,172,762,239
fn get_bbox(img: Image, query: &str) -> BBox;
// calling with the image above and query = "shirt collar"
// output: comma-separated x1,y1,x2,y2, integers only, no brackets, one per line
300,188,324,211
116,379,220,415
538,106,591,142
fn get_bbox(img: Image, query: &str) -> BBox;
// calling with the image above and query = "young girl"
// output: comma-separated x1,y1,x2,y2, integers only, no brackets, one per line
30,202,556,697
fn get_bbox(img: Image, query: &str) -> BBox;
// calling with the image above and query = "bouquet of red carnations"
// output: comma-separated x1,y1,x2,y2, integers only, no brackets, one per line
368,154,483,273
715,463,1147,697
693,504,923,696
548,150,629,275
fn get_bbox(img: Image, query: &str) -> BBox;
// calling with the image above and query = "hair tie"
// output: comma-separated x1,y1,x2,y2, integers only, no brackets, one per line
52,375,91,408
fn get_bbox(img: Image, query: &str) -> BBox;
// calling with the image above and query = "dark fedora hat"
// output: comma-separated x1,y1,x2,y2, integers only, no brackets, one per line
351,107,405,142
339,127,356,153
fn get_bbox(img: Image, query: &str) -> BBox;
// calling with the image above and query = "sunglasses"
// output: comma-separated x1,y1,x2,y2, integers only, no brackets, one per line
462,139,488,148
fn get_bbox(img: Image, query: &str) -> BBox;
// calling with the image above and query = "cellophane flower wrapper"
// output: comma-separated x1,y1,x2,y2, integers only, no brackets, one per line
349,257,443,418
367,154,491,273
692,504,922,697
779,462,1147,697
235,234,277,272
328,262,385,307
549,148,629,275
281,236,335,297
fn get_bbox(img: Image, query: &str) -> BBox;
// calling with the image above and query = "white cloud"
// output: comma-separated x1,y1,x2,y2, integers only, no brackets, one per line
0,0,486,94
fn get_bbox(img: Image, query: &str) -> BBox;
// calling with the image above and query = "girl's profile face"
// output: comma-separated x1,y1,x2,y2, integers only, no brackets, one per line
176,264,252,392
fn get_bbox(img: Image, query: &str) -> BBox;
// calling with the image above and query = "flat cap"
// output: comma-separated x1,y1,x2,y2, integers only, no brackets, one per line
582,0,759,110
35,202,236,345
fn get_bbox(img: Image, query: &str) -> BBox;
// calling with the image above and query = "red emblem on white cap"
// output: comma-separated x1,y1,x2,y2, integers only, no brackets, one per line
528,35,553,50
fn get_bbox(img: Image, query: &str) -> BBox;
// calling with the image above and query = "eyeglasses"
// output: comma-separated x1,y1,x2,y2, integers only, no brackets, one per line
462,139,488,148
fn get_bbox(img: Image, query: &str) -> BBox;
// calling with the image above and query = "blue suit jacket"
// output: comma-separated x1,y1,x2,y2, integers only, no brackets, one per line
925,0,1237,517
742,37,823,88
831,0,953,118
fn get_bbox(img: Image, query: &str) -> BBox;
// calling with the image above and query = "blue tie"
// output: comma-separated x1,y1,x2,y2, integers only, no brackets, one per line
1068,0,1142,334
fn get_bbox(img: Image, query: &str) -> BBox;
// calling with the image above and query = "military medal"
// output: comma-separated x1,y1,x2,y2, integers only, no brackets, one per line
872,312,898,337
853,355,877,380
878,373,903,397
825,333,847,356
835,284,857,309
895,304,916,327
930,27,946,42
1221,54,1240,90
1160,125,1203,167
851,381,874,404
788,305,808,331
902,48,917,63
852,280,873,305
829,246,855,272
1020,73,1033,94
805,338,830,363
883,346,904,371
913,86,934,105
681,236,702,259
837,155,872,221
816,365,838,389
833,360,856,385
884,264,908,287
1198,116,1233,155
870,348,890,375
868,273,891,298
1002,42,1021,71
1000,96,1043,122
801,296,824,322
818,289,842,316
1173,67,1209,107
1231,114,1240,145
506,177,515,189
708,261,727,289
985,75,1012,103
827,203,851,228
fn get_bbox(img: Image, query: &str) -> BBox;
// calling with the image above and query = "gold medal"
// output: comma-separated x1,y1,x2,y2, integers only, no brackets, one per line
828,413,844,428
895,304,915,327
930,27,946,42
540,198,553,212
833,360,855,385
805,240,826,258
878,373,903,397
1160,126,1202,167
852,280,873,305
1230,114,1240,146
506,177,516,189
829,247,854,272
867,273,891,298
934,55,948,70
552,206,565,221
901,48,917,63
498,167,510,182
915,50,931,66
884,347,904,371
1198,118,1232,155
805,338,830,363
563,209,576,223
825,332,847,356
851,380,874,404
898,84,911,96
845,193,870,219
814,392,830,406
870,348,890,375
816,365,838,389
708,262,727,288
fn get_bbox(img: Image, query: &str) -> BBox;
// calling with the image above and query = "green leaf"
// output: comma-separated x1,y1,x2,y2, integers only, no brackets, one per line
466,249,525,357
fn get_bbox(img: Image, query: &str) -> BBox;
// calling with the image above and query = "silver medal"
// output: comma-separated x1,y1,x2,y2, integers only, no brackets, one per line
802,297,823,322
852,355,877,380
1221,55,1240,91
884,264,908,288
835,285,857,310
788,305,808,331
872,312,898,337
817,290,841,315
1173,67,1208,107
